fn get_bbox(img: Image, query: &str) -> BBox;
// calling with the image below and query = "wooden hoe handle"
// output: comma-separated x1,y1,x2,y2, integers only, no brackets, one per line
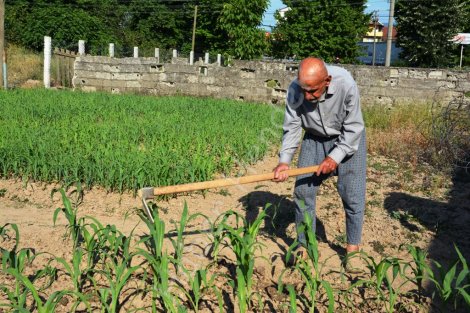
138,165,319,199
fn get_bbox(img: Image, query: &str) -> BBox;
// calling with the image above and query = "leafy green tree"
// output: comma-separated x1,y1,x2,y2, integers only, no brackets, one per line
5,0,270,60
192,0,269,59
271,0,369,63
5,0,120,52
124,0,190,53
395,0,469,68
217,0,269,59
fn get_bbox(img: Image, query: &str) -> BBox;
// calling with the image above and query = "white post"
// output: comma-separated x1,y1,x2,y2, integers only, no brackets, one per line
204,52,209,64
133,47,138,58
460,45,464,68
217,54,221,66
78,40,85,55
155,48,160,62
109,43,115,57
189,51,194,65
172,49,177,58
44,36,51,88
385,0,396,67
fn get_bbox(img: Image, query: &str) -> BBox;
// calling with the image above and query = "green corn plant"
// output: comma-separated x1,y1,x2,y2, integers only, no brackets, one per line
137,206,181,313
169,202,210,274
54,248,90,293
77,215,108,270
5,266,88,313
0,223,18,242
212,209,267,313
286,284,298,313
278,213,334,313
348,253,406,313
52,188,83,248
177,266,224,313
92,228,140,313
401,244,432,302
427,245,470,310
0,223,34,311
0,224,57,311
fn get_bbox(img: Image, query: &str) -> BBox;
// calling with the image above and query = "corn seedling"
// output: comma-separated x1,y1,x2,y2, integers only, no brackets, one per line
350,253,406,313
279,214,334,313
427,245,470,310
137,207,182,312
92,228,140,313
401,244,432,303
54,248,91,295
52,188,82,249
212,209,267,313
169,202,210,274
177,267,224,313
0,224,48,311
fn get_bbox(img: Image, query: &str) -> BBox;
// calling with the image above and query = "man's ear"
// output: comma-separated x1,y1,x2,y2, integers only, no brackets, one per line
325,75,332,86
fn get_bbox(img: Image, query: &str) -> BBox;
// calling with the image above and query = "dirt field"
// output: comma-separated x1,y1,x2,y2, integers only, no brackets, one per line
1,151,469,312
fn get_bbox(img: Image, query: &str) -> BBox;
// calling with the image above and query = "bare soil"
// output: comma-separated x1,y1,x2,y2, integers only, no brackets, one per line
1,151,469,312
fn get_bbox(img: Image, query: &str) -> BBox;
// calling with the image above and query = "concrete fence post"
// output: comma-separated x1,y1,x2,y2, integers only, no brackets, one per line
204,52,209,64
109,43,115,57
44,36,51,88
172,49,178,58
189,51,194,65
78,40,85,55
217,54,221,66
133,47,138,58
155,48,160,62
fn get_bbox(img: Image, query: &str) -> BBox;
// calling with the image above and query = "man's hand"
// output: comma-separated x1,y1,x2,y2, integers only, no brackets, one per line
316,157,338,176
273,163,289,182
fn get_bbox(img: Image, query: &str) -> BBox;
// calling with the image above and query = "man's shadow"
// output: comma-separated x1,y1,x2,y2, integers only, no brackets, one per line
238,190,338,256
384,168,470,312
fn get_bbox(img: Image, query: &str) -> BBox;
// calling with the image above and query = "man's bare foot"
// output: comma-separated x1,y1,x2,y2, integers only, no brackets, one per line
343,244,363,273
346,244,360,253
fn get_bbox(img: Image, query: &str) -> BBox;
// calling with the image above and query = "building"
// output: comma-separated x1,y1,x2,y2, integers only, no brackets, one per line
363,18,384,43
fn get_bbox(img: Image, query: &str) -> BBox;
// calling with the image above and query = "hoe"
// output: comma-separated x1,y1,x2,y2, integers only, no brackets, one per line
138,165,319,222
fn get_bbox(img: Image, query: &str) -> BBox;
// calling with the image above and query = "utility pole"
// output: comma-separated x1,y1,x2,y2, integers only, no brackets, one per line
0,0,5,89
372,11,378,66
385,0,395,67
191,5,198,53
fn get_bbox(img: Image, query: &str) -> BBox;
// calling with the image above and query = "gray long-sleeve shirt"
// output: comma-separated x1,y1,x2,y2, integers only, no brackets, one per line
279,65,365,165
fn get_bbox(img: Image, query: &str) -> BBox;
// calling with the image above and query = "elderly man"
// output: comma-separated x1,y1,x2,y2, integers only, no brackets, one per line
273,57,366,269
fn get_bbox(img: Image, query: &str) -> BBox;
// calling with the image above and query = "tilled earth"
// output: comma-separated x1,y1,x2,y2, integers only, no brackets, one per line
1,151,469,312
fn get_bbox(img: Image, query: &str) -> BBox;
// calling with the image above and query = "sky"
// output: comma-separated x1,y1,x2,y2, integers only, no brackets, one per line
262,0,392,29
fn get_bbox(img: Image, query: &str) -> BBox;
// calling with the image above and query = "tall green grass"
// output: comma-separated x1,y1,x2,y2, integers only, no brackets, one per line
0,89,283,193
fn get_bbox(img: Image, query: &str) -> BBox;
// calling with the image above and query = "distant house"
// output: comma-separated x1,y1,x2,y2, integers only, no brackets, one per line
358,20,401,65
381,26,398,42
363,18,384,42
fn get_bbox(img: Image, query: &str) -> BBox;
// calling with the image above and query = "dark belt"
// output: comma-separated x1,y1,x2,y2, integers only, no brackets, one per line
304,132,339,141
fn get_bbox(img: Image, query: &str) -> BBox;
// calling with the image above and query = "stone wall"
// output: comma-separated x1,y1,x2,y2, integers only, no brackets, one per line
73,56,470,105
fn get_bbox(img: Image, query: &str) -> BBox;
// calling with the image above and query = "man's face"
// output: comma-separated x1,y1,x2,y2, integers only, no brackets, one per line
300,76,331,103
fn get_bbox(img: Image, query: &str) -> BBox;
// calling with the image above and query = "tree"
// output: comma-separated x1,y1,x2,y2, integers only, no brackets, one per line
192,0,269,59
5,0,120,52
271,0,369,63
124,0,190,53
395,0,469,68
5,0,271,60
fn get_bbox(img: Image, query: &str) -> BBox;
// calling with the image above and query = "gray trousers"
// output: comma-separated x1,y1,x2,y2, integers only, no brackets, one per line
294,130,366,246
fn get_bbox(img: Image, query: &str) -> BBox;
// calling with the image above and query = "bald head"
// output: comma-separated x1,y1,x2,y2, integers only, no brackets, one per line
298,57,328,84
297,57,331,102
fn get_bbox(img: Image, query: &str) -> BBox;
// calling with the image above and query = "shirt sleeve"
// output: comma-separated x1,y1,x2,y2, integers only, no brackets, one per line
279,101,302,164
328,84,365,164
